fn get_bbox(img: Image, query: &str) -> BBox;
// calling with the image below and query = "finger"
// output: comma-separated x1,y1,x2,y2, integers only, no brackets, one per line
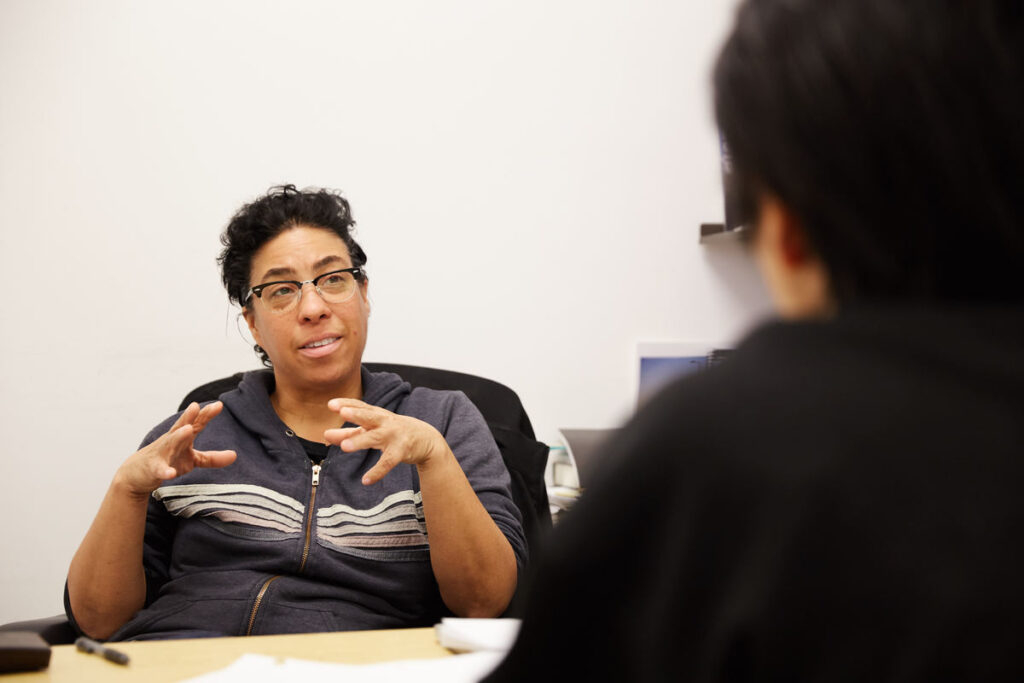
327,399,385,426
169,402,201,432
327,397,370,412
323,426,363,446
161,425,198,470
361,452,401,486
193,450,237,469
150,444,182,480
336,430,384,453
142,453,177,482
335,405,387,429
191,401,224,433
167,424,196,450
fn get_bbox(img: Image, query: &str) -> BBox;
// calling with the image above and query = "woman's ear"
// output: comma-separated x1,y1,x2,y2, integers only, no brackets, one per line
242,307,262,347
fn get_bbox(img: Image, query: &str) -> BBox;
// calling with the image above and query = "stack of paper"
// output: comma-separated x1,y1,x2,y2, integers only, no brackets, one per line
180,619,521,682
434,618,522,653
181,651,506,683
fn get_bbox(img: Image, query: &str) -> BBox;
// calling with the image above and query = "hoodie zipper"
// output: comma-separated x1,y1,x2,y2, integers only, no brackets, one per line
245,460,322,635
245,575,280,635
299,463,321,572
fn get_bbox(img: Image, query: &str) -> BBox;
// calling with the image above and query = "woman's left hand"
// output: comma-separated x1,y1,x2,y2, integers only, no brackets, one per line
324,398,449,485
326,398,517,616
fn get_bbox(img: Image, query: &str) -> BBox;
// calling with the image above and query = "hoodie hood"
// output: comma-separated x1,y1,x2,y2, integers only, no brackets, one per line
360,366,412,411
220,367,412,442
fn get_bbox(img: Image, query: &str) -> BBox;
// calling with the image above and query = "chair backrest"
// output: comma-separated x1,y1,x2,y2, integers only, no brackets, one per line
178,364,552,560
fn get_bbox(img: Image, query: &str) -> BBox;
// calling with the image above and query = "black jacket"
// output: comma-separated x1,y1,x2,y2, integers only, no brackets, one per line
487,306,1024,682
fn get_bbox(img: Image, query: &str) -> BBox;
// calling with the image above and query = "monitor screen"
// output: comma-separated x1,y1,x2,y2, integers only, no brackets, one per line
637,342,733,405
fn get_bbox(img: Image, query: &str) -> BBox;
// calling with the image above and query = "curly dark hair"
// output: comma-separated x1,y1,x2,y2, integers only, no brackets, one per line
218,184,368,365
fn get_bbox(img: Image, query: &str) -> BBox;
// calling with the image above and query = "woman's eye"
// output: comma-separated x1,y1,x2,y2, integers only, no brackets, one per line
267,284,297,299
322,275,345,287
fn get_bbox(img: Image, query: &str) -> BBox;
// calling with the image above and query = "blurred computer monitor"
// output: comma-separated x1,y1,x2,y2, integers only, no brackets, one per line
637,342,733,405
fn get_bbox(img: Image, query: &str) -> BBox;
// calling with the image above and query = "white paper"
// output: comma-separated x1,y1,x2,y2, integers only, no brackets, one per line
178,650,505,683
434,617,522,653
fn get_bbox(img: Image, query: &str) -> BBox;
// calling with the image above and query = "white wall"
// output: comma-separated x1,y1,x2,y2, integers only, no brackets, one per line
0,0,769,623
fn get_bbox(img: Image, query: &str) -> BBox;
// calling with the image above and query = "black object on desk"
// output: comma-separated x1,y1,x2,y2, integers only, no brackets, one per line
76,636,130,665
0,631,51,673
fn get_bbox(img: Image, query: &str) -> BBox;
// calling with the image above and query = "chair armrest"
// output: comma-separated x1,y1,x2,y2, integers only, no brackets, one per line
0,616,76,645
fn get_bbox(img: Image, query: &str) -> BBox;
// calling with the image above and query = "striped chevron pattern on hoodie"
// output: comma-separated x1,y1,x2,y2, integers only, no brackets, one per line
315,490,428,560
153,483,305,539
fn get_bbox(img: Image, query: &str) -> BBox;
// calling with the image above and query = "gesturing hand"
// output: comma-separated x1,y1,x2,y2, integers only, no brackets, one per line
324,399,449,485
116,401,237,500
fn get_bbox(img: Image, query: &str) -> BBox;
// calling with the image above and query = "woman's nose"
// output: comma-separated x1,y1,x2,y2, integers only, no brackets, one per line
297,283,331,319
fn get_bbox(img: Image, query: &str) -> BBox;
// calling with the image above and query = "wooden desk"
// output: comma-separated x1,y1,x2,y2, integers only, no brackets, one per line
5,627,452,682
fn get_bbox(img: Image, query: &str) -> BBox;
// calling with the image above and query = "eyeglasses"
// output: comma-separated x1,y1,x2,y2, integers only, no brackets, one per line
247,267,363,313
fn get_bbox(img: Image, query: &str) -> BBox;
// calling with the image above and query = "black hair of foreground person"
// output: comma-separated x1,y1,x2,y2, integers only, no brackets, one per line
484,1,1024,681
218,185,368,366
715,0,1024,304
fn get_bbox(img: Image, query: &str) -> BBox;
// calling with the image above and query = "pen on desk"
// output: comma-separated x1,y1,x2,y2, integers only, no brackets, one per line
75,636,130,666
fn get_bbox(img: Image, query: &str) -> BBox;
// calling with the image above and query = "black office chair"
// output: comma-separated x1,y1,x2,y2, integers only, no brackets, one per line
178,362,552,553
0,616,75,645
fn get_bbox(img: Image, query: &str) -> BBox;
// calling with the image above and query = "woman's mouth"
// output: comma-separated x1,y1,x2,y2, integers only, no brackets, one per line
302,337,339,349
299,336,342,358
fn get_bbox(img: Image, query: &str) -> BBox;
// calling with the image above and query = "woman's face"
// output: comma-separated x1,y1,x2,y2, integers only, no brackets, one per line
243,225,370,394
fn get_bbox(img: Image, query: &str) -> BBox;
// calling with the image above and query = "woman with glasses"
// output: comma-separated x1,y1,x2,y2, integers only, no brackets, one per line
65,185,525,640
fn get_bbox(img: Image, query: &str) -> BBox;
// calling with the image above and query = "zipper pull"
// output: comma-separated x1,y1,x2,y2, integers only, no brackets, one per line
311,464,321,487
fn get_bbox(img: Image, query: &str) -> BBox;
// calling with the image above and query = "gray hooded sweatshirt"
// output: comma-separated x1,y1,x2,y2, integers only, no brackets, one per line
96,367,525,640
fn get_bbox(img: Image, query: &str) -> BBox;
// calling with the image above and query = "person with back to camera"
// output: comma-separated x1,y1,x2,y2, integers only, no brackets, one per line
486,0,1024,680
65,185,525,640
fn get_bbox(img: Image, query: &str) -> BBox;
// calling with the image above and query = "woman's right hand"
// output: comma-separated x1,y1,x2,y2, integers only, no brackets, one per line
115,401,237,499
69,401,236,638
